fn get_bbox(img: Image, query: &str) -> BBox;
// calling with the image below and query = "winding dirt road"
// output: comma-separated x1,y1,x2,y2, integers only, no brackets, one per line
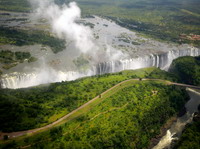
1,78,199,140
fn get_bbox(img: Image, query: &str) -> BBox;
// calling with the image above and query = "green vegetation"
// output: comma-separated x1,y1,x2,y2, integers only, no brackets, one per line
3,135,8,141
1,0,199,46
0,80,189,149
174,119,200,149
0,67,178,132
56,82,187,149
73,55,89,70
83,22,95,28
169,56,200,85
174,107,200,149
77,0,200,46
0,27,66,53
0,0,30,12
0,0,199,147
0,50,36,69
169,56,200,148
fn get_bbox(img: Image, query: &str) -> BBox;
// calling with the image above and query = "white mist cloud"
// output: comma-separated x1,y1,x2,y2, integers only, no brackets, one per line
29,0,127,61
0,0,129,89
30,0,96,53
105,44,126,61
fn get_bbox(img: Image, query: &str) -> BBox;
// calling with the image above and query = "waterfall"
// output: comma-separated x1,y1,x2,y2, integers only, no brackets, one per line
1,71,92,89
1,47,200,89
96,47,200,74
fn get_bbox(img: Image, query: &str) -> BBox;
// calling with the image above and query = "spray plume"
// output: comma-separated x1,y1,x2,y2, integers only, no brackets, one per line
30,0,96,54
1,0,128,89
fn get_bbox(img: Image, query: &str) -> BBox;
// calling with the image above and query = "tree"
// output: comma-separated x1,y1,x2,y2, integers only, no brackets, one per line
3,135,8,140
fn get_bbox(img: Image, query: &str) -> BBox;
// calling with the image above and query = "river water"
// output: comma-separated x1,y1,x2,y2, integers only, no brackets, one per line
153,88,200,149
1,15,200,89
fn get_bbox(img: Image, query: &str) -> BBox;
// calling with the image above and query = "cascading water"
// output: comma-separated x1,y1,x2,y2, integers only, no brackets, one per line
1,46,200,89
95,47,200,75
153,88,200,149
0,70,93,89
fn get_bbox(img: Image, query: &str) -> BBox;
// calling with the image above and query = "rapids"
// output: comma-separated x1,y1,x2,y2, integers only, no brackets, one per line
153,89,200,149
1,16,200,89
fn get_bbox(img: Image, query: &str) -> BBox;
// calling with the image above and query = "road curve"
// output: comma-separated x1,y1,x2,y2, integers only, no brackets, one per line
0,78,199,140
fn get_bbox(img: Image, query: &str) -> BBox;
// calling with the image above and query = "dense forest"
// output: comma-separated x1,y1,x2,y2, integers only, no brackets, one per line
0,0,199,148
0,67,178,132
0,58,199,148
0,80,189,149
0,50,37,69
0,27,66,53
45,83,188,149
174,105,200,149
169,56,200,85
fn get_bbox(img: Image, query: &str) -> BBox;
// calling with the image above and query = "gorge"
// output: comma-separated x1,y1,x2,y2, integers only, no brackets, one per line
1,46,200,89
0,0,200,149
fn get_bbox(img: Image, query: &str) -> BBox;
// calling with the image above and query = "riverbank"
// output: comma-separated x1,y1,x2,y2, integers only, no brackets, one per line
148,116,177,149
152,88,200,149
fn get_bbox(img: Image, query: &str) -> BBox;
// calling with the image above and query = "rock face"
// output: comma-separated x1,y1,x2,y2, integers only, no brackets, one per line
95,47,200,74
1,47,200,89
193,113,200,122
193,104,200,122
178,107,187,117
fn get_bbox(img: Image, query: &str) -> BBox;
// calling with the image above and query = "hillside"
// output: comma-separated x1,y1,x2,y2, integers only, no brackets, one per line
169,56,200,149
0,0,199,148
0,67,178,132
173,104,200,149
169,56,200,85
0,67,190,149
